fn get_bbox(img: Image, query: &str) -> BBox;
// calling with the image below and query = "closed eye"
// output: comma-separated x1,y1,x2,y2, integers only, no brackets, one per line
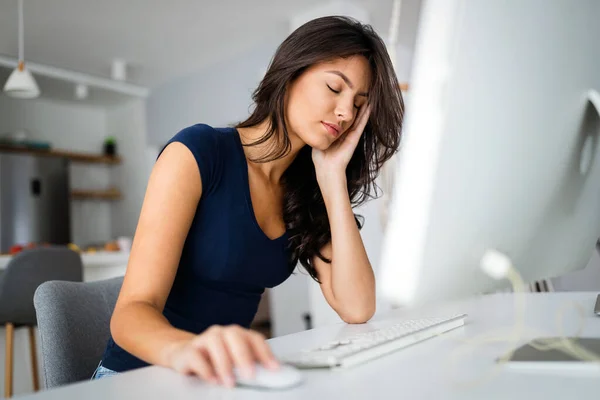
326,84,340,94
327,84,360,110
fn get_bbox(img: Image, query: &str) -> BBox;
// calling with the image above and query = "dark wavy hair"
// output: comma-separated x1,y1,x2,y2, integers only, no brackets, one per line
236,16,404,282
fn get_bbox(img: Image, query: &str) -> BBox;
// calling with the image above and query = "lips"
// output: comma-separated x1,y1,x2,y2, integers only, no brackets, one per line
322,122,341,137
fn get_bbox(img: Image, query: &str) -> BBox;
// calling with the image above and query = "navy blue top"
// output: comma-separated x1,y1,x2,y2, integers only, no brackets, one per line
101,124,293,372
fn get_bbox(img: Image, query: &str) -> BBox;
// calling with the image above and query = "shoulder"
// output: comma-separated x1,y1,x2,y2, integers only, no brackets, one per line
163,123,238,155
169,123,221,147
160,123,234,194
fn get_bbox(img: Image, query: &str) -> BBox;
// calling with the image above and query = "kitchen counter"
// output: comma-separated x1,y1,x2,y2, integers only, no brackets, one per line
0,251,129,281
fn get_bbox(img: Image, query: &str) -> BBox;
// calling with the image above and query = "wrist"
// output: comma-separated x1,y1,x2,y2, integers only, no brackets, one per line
160,335,193,368
318,174,349,205
316,168,347,188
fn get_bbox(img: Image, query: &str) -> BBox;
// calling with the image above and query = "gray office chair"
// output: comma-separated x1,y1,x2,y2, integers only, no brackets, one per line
34,276,123,389
0,247,83,398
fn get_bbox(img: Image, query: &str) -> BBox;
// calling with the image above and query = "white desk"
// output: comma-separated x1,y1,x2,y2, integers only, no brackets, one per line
17,292,600,400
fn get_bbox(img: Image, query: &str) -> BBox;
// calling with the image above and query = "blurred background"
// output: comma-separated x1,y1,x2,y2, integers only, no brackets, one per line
0,0,598,396
0,0,420,256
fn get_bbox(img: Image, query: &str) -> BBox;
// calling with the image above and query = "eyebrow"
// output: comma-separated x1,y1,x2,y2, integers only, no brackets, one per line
326,70,369,97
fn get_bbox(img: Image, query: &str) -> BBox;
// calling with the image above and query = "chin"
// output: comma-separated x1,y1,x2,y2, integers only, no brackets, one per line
310,140,332,151
299,131,334,151
306,138,332,151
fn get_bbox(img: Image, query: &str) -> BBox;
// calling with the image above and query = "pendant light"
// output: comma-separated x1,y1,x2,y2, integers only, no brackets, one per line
3,0,40,99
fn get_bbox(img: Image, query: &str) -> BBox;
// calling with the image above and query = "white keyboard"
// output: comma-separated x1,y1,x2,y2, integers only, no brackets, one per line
281,314,466,369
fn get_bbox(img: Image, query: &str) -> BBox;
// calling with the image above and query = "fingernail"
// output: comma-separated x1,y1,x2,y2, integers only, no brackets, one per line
269,359,280,370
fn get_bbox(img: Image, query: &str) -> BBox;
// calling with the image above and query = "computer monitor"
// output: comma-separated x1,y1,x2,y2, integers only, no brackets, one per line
380,0,600,306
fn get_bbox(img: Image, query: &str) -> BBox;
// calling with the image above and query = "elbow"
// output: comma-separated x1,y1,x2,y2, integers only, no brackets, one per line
109,309,123,345
339,304,376,324
109,303,132,347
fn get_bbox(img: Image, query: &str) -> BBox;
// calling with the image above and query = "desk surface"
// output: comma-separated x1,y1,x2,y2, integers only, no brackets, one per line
18,292,600,400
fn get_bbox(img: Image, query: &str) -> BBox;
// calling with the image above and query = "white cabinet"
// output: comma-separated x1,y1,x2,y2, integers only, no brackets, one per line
269,270,312,337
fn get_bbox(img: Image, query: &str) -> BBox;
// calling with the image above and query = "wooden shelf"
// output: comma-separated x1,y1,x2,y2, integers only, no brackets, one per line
0,144,122,165
71,189,122,200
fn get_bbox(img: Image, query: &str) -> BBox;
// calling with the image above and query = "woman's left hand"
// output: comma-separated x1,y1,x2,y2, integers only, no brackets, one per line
312,104,371,183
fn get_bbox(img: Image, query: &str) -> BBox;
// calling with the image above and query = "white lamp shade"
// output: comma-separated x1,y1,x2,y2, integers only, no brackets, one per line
3,64,40,99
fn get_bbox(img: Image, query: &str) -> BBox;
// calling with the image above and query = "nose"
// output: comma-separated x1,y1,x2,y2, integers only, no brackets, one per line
334,99,354,126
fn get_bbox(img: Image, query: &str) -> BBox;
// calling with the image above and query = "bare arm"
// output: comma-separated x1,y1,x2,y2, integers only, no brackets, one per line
310,104,376,324
110,142,200,367
312,173,376,324
110,143,277,386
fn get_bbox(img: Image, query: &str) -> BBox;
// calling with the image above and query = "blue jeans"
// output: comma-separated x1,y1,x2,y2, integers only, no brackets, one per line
91,361,119,380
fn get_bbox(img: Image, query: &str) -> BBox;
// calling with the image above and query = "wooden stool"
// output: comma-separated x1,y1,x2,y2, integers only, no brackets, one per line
0,247,83,397
4,323,39,398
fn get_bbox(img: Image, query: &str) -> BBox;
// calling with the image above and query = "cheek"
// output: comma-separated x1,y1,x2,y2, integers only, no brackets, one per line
285,89,314,131
285,96,309,133
286,87,333,137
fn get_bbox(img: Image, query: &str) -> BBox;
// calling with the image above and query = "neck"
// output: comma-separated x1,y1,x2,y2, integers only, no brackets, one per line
236,119,306,183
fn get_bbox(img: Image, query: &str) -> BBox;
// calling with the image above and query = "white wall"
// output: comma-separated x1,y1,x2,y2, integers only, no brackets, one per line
106,99,155,239
145,31,288,147
0,97,108,152
0,95,112,246
270,271,312,337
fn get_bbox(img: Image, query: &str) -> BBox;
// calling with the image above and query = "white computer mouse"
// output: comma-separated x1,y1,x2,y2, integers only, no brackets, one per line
233,363,304,390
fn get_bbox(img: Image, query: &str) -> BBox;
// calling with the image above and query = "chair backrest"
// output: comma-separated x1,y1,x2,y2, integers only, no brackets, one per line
0,247,83,326
34,276,123,389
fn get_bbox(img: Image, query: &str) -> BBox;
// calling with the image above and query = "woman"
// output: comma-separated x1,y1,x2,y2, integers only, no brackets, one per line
92,15,404,386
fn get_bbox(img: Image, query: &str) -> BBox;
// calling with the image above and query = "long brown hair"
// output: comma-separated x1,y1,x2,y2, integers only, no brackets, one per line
236,16,404,282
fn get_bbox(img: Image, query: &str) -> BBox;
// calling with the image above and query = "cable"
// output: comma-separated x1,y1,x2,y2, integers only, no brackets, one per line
443,249,600,389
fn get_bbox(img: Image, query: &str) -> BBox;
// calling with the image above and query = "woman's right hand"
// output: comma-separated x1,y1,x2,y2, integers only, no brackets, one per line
167,325,280,387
